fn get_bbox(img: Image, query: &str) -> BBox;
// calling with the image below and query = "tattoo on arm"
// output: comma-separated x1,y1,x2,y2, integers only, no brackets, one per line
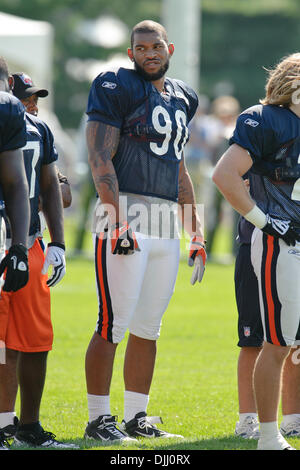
178,157,203,236
94,173,118,200
178,159,196,206
87,121,120,203
87,121,120,165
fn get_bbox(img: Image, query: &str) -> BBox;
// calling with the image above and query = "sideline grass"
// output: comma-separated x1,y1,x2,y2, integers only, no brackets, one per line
11,225,300,451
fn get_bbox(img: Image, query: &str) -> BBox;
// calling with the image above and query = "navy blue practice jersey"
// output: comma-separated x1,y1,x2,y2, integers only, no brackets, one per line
230,104,300,225
87,67,198,202
0,91,26,212
6,112,58,238
0,91,26,152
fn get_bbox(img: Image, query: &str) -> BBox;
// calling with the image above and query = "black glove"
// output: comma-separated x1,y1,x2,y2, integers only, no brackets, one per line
110,222,140,255
262,215,300,246
0,244,29,292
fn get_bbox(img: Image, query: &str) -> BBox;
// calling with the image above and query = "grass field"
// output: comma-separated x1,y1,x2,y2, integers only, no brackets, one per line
10,222,300,452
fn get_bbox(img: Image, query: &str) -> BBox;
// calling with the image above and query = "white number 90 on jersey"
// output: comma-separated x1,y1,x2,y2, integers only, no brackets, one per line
150,106,188,160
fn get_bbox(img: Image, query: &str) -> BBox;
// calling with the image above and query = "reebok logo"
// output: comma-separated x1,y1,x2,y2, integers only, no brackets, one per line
288,249,300,256
102,81,117,89
244,118,259,127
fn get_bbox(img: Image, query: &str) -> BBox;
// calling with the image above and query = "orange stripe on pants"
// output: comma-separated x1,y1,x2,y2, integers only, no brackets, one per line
265,236,280,346
97,234,109,340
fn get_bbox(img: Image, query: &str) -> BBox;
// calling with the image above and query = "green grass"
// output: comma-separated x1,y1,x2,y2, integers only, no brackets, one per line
11,223,300,451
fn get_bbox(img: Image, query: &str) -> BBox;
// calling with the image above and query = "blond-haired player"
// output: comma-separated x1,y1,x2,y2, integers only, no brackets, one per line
213,53,300,450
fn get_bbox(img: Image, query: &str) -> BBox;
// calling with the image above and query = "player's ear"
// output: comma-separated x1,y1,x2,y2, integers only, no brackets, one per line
8,75,14,91
168,43,175,57
127,48,134,62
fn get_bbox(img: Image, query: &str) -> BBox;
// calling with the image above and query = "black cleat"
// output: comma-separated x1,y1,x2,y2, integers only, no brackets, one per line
84,415,137,444
1,416,19,440
14,422,77,449
0,431,10,451
122,412,184,439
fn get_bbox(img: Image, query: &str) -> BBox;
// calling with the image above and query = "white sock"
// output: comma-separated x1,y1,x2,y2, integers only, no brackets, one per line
259,421,280,440
239,412,258,422
124,391,149,423
258,421,292,450
281,413,300,426
87,394,111,422
0,412,16,428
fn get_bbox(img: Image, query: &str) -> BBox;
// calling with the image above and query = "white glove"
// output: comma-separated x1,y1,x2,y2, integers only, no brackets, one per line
42,242,66,287
189,255,205,285
188,236,207,285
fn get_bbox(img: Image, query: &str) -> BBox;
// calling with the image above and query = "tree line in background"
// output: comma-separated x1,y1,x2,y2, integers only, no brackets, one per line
0,0,300,128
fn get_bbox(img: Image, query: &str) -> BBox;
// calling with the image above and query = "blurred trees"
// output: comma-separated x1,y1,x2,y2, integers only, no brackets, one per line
200,10,300,109
1,0,300,128
0,0,161,128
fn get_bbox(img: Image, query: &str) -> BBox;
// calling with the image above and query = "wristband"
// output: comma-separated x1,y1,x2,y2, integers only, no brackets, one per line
48,242,65,251
244,205,267,229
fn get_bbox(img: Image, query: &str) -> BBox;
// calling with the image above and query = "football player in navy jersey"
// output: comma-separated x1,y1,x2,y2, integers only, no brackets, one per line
0,59,30,296
12,73,72,210
84,20,206,443
0,57,30,450
213,52,300,450
235,180,300,441
0,73,75,449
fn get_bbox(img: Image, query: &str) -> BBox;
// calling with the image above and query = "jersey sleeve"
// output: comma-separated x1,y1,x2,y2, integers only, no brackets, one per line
186,89,199,123
173,79,199,123
1,98,27,152
86,70,132,128
229,107,275,162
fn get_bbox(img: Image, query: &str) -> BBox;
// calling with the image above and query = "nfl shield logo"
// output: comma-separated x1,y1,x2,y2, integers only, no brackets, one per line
244,327,251,337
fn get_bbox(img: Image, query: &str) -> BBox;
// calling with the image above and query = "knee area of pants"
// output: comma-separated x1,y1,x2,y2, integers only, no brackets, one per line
129,326,160,341
111,326,127,344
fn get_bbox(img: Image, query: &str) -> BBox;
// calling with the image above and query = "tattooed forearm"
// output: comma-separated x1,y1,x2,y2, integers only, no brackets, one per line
178,159,196,207
86,121,120,219
178,157,204,237
178,175,195,206
94,173,118,201
86,121,120,165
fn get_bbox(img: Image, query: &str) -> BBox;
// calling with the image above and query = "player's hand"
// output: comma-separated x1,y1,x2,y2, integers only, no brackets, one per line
110,222,140,255
262,215,300,246
42,242,66,287
0,244,29,292
188,236,207,285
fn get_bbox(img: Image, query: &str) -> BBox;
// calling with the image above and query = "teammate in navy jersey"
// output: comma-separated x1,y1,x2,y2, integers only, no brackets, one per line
84,20,206,443
12,73,72,210
0,73,75,449
235,179,300,440
0,57,30,450
0,59,29,297
213,52,300,450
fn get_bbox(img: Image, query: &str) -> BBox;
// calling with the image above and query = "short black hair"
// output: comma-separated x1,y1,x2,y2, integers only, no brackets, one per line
0,57,9,81
131,20,168,49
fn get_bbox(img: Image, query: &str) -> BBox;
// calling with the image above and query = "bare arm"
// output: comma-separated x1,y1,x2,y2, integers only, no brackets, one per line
57,168,72,208
0,148,29,246
178,155,204,238
86,121,120,225
212,143,300,246
40,162,65,245
212,143,255,216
